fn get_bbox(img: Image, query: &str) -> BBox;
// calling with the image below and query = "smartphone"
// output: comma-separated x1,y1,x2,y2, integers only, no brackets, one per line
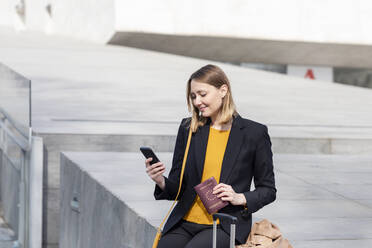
140,147,160,165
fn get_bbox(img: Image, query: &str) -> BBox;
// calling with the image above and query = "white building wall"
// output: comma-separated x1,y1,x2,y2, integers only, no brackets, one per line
0,0,372,64
2,0,372,49
115,0,372,45
0,0,16,27
0,0,115,42
25,0,49,32
51,0,115,42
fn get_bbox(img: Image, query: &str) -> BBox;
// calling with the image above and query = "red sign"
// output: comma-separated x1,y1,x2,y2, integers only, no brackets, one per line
304,69,315,80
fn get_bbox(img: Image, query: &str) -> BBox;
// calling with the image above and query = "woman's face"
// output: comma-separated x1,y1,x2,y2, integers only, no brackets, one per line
190,80,227,120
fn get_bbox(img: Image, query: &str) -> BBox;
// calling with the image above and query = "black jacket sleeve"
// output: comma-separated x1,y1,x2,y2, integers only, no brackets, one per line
154,118,188,200
243,125,276,213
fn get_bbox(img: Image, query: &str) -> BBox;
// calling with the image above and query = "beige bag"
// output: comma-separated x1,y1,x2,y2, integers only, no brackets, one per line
236,219,293,248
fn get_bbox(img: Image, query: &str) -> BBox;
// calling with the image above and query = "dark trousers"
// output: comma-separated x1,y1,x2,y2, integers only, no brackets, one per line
157,220,232,248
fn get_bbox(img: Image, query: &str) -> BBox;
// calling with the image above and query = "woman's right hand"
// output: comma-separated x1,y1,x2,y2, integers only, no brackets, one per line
145,158,166,190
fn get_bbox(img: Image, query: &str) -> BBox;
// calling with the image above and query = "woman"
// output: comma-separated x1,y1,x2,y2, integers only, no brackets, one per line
145,64,276,247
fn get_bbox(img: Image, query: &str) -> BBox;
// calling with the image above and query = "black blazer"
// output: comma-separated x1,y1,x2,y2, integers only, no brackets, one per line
154,115,276,244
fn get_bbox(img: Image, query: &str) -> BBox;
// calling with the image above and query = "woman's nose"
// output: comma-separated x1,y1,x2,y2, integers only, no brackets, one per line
195,97,202,107
194,96,201,106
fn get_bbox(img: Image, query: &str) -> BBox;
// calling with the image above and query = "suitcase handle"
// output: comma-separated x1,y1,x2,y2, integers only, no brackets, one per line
212,213,237,248
212,213,237,224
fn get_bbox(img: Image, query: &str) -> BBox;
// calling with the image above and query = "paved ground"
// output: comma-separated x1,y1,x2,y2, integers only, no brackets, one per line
63,152,372,248
0,27,372,139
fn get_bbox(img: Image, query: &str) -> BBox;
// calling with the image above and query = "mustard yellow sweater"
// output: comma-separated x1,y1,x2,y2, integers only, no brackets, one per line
183,127,230,224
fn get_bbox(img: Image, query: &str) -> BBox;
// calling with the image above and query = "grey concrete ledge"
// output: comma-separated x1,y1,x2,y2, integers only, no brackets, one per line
60,152,372,248
38,132,372,155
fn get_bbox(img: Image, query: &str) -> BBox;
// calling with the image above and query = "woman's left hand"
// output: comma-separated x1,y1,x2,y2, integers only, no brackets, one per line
213,183,246,206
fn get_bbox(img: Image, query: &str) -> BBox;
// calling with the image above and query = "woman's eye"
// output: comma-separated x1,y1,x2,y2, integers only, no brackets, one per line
200,93,206,97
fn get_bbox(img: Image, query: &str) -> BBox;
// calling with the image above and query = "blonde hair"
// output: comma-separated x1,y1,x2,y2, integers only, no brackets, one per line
186,64,237,132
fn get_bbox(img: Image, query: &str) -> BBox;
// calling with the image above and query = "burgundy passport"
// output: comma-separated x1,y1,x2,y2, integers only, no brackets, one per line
194,177,228,214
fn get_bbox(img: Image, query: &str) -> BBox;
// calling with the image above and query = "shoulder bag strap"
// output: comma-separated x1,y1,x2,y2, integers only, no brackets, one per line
152,127,192,248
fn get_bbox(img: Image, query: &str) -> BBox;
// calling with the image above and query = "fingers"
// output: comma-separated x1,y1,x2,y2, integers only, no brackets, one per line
221,196,233,202
152,169,165,178
145,158,161,170
147,166,165,177
146,162,164,174
213,183,233,195
146,162,165,177
217,191,233,201
212,183,239,203
144,158,165,186
145,158,153,167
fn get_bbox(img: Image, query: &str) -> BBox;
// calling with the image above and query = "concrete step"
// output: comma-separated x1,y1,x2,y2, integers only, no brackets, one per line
37,124,372,155
60,152,372,248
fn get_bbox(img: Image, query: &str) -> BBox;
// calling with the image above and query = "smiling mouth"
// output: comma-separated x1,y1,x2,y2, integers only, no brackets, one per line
199,107,206,112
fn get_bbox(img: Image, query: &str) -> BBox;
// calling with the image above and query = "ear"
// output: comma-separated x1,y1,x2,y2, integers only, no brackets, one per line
219,84,228,98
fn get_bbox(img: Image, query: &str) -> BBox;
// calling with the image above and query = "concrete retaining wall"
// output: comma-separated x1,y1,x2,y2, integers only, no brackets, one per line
60,153,157,248
39,132,176,248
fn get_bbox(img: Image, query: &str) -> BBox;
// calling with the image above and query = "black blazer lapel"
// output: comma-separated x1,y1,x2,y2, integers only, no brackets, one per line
193,121,210,181
219,115,245,184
